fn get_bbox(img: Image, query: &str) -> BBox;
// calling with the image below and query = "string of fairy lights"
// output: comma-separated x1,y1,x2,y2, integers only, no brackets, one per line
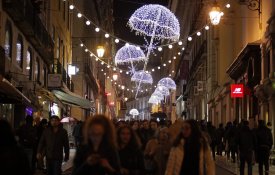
73,0,232,99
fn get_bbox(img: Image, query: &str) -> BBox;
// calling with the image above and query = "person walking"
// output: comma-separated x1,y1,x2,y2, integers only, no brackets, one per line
117,125,144,175
0,119,31,175
236,120,257,175
216,123,225,156
256,120,273,175
165,119,215,175
73,121,83,148
37,116,70,175
17,115,37,172
72,115,120,175
145,127,171,175
207,121,217,160
36,118,48,170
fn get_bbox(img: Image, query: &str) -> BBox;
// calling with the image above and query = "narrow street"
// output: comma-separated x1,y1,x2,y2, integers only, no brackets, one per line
216,166,235,175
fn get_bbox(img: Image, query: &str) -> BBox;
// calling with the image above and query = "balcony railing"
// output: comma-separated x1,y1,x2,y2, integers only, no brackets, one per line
3,0,54,65
53,60,74,92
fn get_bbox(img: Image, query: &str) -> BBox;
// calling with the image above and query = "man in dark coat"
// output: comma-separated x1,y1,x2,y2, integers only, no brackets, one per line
207,121,217,160
236,120,257,175
37,116,70,175
256,120,273,175
216,123,225,155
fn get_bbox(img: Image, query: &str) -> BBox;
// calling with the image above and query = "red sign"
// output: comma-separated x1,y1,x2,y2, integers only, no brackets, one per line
231,84,244,98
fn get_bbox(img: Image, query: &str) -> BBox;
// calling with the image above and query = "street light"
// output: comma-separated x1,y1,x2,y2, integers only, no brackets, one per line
97,46,105,58
209,2,223,25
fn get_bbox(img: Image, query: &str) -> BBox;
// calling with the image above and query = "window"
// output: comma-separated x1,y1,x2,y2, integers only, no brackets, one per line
4,21,12,59
35,57,40,81
16,35,23,68
26,48,32,80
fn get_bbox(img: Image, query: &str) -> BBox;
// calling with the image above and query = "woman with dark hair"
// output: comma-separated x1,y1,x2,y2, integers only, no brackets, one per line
0,119,31,175
117,125,144,175
72,115,120,175
165,119,215,175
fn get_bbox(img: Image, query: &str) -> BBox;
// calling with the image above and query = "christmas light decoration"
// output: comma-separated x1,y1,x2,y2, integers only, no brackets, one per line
129,108,139,116
115,45,147,65
151,91,164,100
155,85,170,96
131,70,153,84
158,77,176,90
148,96,160,104
128,4,180,40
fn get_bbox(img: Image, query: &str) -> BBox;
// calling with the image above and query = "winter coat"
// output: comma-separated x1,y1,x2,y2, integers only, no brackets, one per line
236,126,257,153
165,139,215,175
256,126,273,150
72,144,121,175
37,127,70,160
119,146,145,175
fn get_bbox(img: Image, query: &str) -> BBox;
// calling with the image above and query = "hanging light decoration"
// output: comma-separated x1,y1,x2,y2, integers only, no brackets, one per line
113,73,118,81
157,77,176,90
131,70,153,84
155,85,170,96
96,46,105,58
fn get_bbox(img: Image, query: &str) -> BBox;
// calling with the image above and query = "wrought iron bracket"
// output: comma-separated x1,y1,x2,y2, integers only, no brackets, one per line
240,0,261,15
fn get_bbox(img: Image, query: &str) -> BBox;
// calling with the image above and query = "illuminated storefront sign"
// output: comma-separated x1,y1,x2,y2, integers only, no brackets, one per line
231,84,244,98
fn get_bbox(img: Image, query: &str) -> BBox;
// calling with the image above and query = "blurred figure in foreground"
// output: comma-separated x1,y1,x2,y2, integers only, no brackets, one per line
165,119,215,175
0,119,31,175
117,125,144,175
145,127,171,175
236,120,257,175
37,116,69,175
256,120,273,175
72,115,120,175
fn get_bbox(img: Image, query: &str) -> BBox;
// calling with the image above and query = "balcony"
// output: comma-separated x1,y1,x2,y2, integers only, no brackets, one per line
2,0,54,65
53,60,74,92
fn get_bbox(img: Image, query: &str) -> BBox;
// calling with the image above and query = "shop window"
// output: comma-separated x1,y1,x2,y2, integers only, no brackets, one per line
4,20,12,59
26,48,33,80
16,35,23,68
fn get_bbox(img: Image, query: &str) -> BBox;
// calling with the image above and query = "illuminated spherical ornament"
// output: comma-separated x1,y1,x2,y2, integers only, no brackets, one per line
188,36,192,41
95,27,100,32
152,69,155,72
80,43,84,47
95,58,99,61
69,5,74,10
85,49,88,52
77,13,82,18
131,70,153,84
105,33,110,38
168,44,173,49
115,39,120,43
168,60,171,63
128,4,180,40
173,56,176,60
158,47,163,51
107,65,110,68
158,66,161,70
163,63,166,67
115,45,147,65
182,47,185,51
125,43,130,47
90,53,93,57
86,20,91,25
178,52,181,55
178,41,183,45
226,3,231,8
197,32,201,36
120,70,123,73
158,77,176,90
205,25,210,30
155,85,170,96
101,61,104,65
130,108,139,116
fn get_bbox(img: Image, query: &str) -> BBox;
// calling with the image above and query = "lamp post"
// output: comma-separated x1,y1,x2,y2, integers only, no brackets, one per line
96,46,105,58
209,1,223,25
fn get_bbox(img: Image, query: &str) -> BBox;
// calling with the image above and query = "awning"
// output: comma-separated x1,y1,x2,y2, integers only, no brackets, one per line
36,88,65,108
52,89,93,109
0,75,31,104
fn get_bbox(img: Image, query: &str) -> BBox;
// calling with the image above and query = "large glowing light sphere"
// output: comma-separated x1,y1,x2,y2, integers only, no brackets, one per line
155,85,170,96
158,77,176,90
128,4,180,40
131,70,153,84
115,45,147,65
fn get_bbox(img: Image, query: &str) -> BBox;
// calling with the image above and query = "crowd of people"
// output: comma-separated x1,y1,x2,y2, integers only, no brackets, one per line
0,114,274,175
